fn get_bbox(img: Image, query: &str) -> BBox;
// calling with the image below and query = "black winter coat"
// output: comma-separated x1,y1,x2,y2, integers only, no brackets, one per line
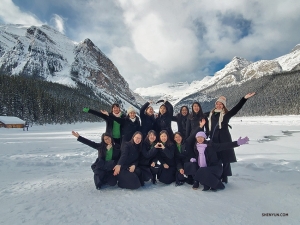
139,142,159,167
87,108,125,138
174,142,190,171
77,136,121,170
108,115,141,142
140,102,156,137
191,140,239,167
77,136,121,162
117,142,141,168
206,97,247,163
156,143,176,167
186,114,209,139
155,101,174,137
172,114,188,140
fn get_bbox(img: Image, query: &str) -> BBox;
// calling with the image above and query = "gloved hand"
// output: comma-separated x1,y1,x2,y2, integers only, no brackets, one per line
190,158,197,163
83,107,89,113
237,136,249,145
156,100,164,104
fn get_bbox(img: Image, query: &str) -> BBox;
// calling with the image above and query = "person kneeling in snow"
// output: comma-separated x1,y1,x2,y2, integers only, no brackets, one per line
71,131,120,190
184,120,249,191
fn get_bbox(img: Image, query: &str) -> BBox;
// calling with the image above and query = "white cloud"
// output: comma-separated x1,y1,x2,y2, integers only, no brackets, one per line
1,0,300,90
50,14,65,34
0,0,43,25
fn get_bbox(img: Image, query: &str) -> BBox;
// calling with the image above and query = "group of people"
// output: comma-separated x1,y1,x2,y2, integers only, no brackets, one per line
71,92,255,191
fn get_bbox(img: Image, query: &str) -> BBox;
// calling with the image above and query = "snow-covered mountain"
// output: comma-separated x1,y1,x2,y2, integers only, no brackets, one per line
0,24,141,108
135,44,300,109
134,76,212,105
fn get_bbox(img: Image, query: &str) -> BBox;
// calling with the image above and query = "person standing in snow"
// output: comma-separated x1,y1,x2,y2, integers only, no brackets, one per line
186,102,209,139
113,131,144,189
71,131,120,190
155,100,174,138
151,130,176,185
101,106,141,144
206,92,256,184
172,106,189,140
82,103,125,145
140,101,156,138
184,120,249,191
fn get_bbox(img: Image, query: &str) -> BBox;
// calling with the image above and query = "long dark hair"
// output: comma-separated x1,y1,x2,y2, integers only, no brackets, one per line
177,106,189,118
98,133,114,158
188,102,204,120
159,130,173,146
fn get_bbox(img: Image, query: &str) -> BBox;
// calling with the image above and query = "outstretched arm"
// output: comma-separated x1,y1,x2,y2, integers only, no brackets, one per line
72,131,100,149
226,92,255,119
83,107,109,120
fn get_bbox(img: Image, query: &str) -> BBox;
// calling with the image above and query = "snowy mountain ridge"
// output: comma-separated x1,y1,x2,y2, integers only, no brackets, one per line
135,44,300,106
134,77,212,105
0,24,141,108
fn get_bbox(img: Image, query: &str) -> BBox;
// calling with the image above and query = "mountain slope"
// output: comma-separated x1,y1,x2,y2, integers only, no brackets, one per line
0,24,140,109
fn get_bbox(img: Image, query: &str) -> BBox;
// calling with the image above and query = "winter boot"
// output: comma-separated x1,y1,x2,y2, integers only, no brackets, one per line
192,181,199,190
202,185,210,191
221,176,228,184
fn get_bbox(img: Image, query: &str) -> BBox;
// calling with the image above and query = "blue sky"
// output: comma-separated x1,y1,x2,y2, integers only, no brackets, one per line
1,0,300,89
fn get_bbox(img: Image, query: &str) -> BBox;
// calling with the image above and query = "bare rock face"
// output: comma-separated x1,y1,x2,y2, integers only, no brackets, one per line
0,24,140,107
241,60,282,79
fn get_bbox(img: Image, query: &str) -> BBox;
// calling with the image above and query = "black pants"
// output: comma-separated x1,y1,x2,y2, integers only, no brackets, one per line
221,162,232,179
117,167,142,189
194,164,223,189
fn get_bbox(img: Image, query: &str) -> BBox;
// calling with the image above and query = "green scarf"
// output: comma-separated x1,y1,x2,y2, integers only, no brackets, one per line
176,143,181,153
105,147,113,161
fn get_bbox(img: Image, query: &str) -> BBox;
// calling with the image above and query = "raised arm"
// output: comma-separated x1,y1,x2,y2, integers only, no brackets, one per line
83,107,109,120
226,92,256,119
72,131,101,149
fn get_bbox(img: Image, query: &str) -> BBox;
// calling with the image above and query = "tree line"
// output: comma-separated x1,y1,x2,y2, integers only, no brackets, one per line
0,74,112,124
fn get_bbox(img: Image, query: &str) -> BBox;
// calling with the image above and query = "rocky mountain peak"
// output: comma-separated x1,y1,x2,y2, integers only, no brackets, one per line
0,24,140,108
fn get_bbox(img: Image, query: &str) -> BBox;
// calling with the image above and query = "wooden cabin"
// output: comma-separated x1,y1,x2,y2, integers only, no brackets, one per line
0,116,25,128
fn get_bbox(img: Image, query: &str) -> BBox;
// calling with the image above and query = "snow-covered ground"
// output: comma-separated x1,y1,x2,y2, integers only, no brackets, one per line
1,116,300,225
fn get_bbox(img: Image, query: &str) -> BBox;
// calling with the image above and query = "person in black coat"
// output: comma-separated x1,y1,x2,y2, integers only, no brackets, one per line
151,130,176,184
155,100,174,138
206,92,256,183
102,106,141,144
185,102,209,139
113,131,144,189
172,106,189,140
139,130,159,182
83,103,125,145
140,101,156,138
186,130,249,191
71,131,120,190
173,132,194,186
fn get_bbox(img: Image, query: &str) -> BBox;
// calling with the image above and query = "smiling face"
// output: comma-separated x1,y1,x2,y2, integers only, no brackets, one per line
215,101,224,110
174,133,182,144
159,105,167,115
160,133,168,143
146,106,154,116
148,132,156,143
128,111,136,119
192,104,200,113
112,106,120,114
103,136,112,145
181,107,188,116
133,133,142,144
196,136,205,144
